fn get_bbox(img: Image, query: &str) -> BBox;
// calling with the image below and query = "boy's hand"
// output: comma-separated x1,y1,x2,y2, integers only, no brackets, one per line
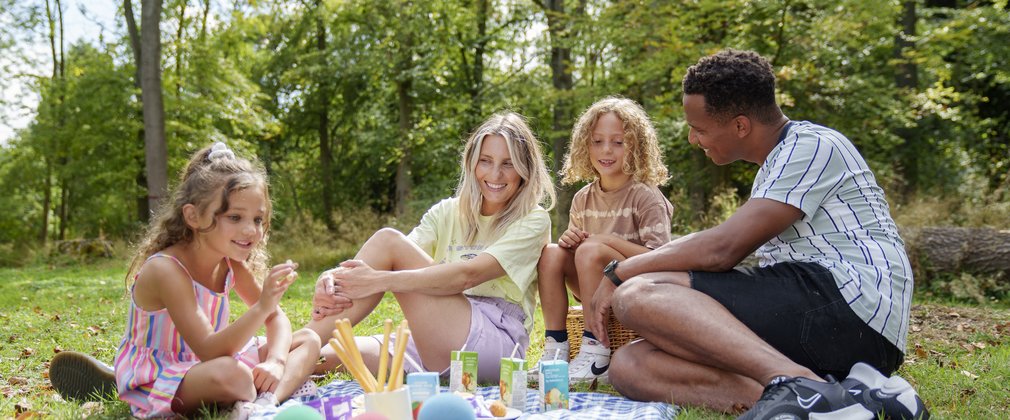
260,260,298,310
558,228,590,249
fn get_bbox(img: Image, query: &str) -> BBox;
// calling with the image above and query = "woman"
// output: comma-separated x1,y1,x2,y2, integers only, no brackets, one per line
306,111,555,382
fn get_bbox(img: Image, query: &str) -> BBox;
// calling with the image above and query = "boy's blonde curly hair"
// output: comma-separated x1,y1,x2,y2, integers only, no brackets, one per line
561,96,669,187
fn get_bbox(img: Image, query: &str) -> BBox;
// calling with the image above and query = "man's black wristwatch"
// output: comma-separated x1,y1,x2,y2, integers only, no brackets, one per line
603,259,622,287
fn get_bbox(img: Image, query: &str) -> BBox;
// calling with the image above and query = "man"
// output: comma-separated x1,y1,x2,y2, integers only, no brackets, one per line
587,50,928,419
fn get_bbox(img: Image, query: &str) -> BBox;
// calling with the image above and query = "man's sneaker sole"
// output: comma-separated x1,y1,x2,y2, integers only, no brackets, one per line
842,363,929,420
49,351,117,401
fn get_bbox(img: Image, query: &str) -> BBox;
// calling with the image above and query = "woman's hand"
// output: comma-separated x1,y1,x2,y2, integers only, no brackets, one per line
330,260,387,299
558,228,589,249
311,270,354,320
252,360,284,393
258,261,298,311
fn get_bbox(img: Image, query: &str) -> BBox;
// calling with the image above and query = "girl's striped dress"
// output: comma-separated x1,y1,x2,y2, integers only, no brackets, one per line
113,253,260,418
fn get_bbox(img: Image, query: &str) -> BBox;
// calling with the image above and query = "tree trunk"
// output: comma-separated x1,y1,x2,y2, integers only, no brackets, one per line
124,0,149,221
895,0,919,195
541,0,584,235
316,8,334,228
468,0,488,127
141,0,168,216
904,227,1010,276
393,30,414,217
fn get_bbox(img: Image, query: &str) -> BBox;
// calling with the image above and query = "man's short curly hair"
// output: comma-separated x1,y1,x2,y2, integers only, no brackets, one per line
682,49,780,124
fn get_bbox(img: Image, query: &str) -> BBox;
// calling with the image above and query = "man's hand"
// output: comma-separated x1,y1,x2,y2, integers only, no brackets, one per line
311,269,353,320
587,277,618,348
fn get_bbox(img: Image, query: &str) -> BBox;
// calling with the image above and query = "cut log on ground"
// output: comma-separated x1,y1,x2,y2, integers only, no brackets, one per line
903,227,1010,276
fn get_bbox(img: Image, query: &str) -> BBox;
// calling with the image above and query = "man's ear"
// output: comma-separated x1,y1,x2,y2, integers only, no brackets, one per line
734,115,752,138
182,204,200,230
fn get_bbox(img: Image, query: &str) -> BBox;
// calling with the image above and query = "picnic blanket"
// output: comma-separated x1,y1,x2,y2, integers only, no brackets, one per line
250,379,677,419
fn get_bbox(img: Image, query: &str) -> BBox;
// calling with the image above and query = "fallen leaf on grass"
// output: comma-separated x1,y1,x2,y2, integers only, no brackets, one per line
8,376,28,386
911,325,921,332
947,311,961,318
21,348,34,357
14,399,31,415
972,342,986,350
914,345,927,359
15,411,42,420
961,370,979,380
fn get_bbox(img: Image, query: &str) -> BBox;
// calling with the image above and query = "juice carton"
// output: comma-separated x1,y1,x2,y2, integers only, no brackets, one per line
499,357,527,411
406,372,440,419
449,350,478,393
538,359,569,411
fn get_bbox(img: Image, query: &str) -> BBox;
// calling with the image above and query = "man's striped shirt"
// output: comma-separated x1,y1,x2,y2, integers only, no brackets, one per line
751,121,912,351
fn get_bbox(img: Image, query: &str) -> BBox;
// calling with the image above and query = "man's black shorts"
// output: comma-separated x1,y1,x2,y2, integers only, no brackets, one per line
690,262,903,379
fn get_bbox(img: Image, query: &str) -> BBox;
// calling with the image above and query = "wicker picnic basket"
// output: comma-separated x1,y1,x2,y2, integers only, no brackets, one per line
565,306,640,360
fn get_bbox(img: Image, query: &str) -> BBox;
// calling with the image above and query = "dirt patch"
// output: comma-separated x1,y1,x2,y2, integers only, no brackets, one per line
905,302,1010,364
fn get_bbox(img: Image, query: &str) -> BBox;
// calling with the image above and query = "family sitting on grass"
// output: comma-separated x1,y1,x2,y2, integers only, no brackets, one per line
49,50,928,420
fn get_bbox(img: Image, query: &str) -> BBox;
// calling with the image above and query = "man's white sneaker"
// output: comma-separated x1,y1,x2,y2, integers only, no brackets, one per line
527,336,570,376
568,337,610,383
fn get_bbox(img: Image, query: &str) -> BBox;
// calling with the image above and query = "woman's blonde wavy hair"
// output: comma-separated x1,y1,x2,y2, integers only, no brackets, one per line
125,144,272,286
456,111,556,244
561,96,669,186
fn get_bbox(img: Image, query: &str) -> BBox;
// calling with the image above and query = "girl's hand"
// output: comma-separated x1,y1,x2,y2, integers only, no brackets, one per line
558,228,590,249
312,269,354,320
259,260,298,311
330,260,385,300
252,360,284,393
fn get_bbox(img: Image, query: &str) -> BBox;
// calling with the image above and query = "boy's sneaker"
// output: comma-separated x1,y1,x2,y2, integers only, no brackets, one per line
842,362,930,419
49,351,117,401
568,337,611,383
737,376,874,420
527,336,570,376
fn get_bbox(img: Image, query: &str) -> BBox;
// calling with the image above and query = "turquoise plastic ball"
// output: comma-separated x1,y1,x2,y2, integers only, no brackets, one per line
417,393,476,420
274,404,324,420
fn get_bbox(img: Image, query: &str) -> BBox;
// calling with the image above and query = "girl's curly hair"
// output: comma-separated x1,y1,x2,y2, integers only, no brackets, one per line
126,143,271,286
561,96,669,187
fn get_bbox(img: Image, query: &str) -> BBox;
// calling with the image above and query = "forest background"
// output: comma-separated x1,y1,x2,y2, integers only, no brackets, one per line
1,0,1010,418
1,0,1008,263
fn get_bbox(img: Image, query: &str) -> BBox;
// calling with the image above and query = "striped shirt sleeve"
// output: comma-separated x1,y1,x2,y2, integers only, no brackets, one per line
752,133,846,221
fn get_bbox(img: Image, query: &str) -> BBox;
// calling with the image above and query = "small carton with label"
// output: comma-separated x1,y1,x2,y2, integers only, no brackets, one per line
449,350,478,393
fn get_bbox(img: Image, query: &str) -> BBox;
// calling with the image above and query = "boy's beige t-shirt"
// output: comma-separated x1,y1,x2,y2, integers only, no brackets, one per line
568,180,674,249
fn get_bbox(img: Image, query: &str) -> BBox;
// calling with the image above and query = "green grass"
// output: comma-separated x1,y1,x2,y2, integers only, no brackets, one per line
2,261,1009,418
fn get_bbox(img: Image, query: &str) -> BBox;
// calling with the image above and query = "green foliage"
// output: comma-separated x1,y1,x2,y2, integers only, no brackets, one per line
1,0,1010,253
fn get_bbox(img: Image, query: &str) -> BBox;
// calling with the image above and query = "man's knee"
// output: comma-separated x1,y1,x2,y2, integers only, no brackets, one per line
608,341,651,397
611,277,654,320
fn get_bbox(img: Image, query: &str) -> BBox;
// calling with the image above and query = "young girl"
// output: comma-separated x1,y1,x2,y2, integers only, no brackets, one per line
113,143,319,417
536,97,673,382
307,112,555,384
